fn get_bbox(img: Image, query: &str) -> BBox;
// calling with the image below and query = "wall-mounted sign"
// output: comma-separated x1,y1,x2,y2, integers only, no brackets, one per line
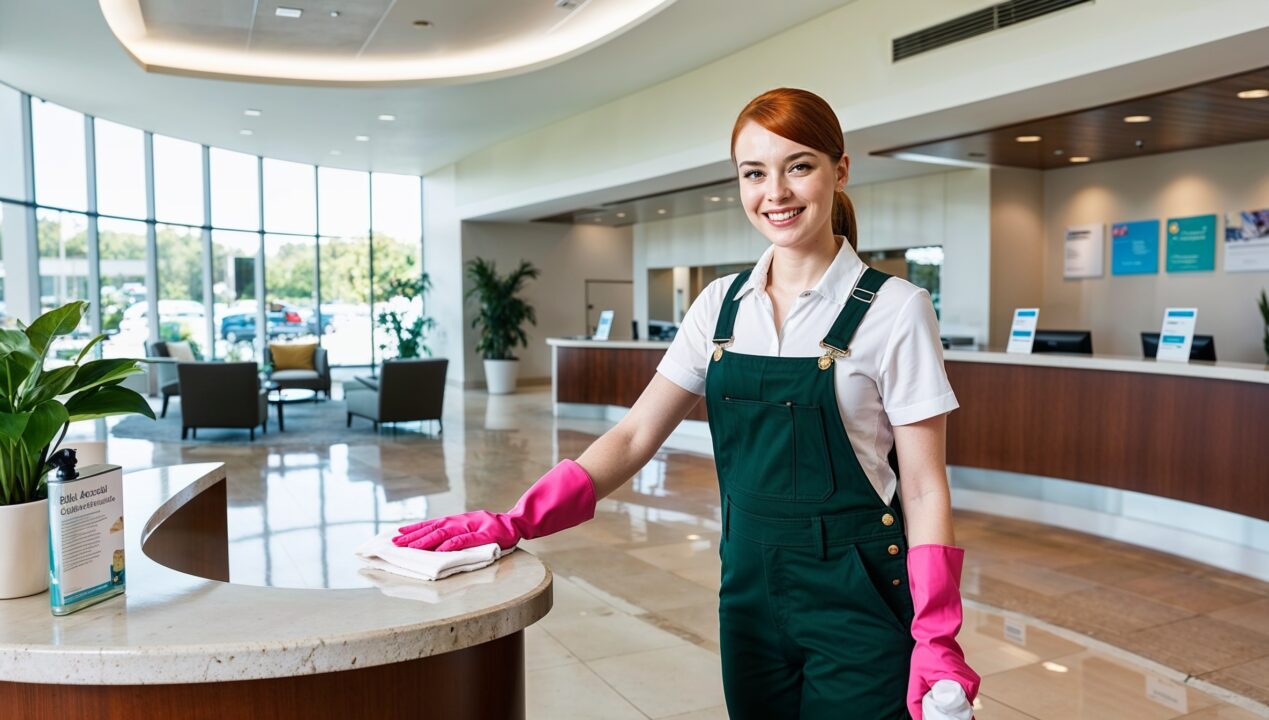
1224,208,1269,272
1156,308,1198,363
1006,308,1039,354
1165,214,1216,272
1064,224,1105,279
1110,219,1159,275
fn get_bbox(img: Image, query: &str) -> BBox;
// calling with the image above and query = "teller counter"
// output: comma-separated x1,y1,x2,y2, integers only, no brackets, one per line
549,338,1269,579
0,463,551,720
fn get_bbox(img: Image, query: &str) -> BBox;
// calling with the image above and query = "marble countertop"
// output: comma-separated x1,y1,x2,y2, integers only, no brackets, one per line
0,463,552,685
944,349,1268,384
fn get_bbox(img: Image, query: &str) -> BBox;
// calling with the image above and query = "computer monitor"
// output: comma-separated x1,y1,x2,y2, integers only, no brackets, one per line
1141,332,1216,361
1031,330,1093,355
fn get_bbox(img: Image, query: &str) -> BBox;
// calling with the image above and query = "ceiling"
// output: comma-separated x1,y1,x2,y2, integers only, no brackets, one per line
873,66,1269,169
0,0,852,176
111,0,678,84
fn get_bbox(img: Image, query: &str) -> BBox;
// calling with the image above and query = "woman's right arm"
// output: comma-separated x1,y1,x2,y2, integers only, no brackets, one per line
574,373,705,499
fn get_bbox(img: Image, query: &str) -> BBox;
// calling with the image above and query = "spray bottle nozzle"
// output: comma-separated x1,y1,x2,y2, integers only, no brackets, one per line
48,448,78,481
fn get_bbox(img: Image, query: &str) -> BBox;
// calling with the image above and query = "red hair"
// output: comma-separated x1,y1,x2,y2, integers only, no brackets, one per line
731,88,857,249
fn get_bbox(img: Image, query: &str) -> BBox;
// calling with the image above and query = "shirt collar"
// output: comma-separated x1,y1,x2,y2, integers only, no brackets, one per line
733,236,865,305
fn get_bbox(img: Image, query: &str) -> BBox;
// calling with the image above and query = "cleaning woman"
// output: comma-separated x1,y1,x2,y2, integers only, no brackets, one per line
393,87,979,720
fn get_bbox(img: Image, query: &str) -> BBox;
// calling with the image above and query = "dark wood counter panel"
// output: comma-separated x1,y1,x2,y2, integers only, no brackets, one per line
945,360,1269,520
555,345,707,421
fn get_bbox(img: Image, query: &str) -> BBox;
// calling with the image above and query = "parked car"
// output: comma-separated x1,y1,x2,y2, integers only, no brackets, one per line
219,305,310,343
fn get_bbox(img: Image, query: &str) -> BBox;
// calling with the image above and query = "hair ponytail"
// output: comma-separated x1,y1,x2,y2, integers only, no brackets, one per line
833,189,857,250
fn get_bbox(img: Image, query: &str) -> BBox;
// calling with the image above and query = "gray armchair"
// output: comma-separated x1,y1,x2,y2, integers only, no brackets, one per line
145,341,181,418
345,358,447,433
265,345,332,398
176,362,268,440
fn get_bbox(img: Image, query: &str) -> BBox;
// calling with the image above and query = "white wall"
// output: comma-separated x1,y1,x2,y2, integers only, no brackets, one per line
461,221,633,387
1041,139,1269,362
422,165,467,382
453,0,1268,218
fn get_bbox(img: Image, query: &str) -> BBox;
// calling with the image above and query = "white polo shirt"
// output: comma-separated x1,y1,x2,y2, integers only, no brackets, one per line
656,237,958,504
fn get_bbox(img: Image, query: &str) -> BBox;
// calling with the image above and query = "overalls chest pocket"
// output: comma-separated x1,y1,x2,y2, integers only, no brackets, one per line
715,395,835,503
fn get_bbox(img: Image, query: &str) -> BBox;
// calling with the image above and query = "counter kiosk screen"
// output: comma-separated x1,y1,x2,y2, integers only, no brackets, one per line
1031,330,1093,355
1141,332,1216,362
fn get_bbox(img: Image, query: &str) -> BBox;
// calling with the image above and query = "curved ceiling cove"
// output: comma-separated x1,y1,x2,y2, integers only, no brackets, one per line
99,0,677,85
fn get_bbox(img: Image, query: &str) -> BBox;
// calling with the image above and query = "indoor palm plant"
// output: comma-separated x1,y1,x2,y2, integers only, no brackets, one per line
375,274,436,360
0,301,154,598
465,258,539,395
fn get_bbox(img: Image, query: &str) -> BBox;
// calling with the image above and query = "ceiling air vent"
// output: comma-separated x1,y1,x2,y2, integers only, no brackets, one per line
893,0,1092,62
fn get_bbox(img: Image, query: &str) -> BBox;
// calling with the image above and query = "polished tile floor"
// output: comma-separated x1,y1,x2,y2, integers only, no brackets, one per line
78,384,1269,719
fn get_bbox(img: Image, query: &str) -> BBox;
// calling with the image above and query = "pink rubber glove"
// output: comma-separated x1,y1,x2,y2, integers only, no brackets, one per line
392,460,597,552
907,544,981,720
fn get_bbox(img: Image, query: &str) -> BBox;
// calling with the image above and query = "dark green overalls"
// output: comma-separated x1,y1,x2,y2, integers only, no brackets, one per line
706,267,914,719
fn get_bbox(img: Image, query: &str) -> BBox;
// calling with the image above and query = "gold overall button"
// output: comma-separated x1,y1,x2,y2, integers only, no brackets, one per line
881,513,895,527
891,578,902,587
887,544,900,556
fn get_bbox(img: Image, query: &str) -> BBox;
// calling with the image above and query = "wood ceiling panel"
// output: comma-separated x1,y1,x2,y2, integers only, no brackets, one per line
873,67,1269,169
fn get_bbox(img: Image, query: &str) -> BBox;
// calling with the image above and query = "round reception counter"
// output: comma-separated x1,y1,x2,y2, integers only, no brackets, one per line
0,463,552,719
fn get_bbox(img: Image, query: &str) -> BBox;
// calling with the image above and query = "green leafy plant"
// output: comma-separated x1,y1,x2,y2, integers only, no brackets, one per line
1259,289,1269,359
375,274,436,360
0,301,155,506
465,259,539,361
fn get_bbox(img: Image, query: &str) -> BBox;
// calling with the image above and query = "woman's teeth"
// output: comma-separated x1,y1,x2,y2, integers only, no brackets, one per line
766,208,803,221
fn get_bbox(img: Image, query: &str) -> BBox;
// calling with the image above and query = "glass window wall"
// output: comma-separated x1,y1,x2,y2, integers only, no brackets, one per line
7,85,422,366
98,217,148,358
36,208,91,360
153,135,204,226
371,173,423,359
94,119,146,219
32,100,87,211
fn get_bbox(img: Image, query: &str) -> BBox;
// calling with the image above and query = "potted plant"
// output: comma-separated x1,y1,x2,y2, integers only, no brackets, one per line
465,258,539,395
375,274,436,360
0,301,154,599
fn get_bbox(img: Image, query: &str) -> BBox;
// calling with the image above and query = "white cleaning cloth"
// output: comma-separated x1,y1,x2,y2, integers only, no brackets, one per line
922,679,974,720
354,529,514,581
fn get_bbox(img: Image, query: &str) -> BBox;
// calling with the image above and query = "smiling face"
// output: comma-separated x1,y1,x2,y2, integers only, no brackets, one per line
733,121,849,251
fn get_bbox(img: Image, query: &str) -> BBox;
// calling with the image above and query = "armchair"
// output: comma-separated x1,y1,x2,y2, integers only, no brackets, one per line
345,359,447,432
176,362,268,440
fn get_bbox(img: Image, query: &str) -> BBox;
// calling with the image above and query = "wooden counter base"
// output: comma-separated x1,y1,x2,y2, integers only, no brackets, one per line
945,360,1269,520
0,631,524,720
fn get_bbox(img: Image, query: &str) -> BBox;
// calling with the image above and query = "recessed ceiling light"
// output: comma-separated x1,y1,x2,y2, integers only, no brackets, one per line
1069,156,1090,163
1015,135,1042,143
355,135,369,142
616,212,626,218
378,114,396,122
239,129,253,136
329,10,340,18
657,208,667,215
412,19,432,27
330,150,342,155
1123,115,1152,123
709,196,721,202
244,109,262,117
1237,89,1269,99
275,7,302,18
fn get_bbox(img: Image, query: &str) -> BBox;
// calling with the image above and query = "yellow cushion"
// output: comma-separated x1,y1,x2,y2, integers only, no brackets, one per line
270,343,316,371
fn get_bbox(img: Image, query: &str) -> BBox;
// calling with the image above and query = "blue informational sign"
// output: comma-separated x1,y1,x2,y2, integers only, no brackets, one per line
1165,215,1217,272
1111,219,1159,275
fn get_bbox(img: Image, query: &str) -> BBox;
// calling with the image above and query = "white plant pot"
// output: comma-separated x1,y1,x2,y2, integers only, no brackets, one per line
484,359,520,395
0,498,49,599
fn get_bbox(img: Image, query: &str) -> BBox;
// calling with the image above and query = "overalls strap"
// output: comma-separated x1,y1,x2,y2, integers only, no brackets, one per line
820,267,891,353
711,269,753,343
